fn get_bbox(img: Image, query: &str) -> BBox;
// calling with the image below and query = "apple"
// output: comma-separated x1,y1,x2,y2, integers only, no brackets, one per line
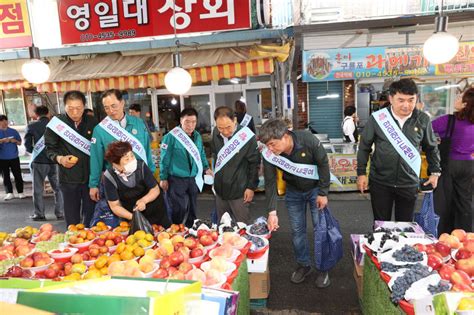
94,238,106,246
452,229,467,242
71,253,83,263
32,252,45,261
425,244,436,254
160,257,171,269
105,240,115,247
81,252,91,261
463,240,474,253
451,270,472,287
428,254,443,270
438,263,456,281
435,242,452,258
197,229,209,238
168,266,178,275
7,266,23,277
64,262,73,275
210,231,219,242
183,238,197,250
169,251,184,267
169,271,185,280
99,246,109,254
89,248,100,257
466,233,474,241
34,258,50,267
49,262,64,272
15,245,32,257
439,233,451,243
152,268,168,279
13,238,29,247
178,262,193,274
20,257,34,268
413,244,427,253
456,249,472,260
40,223,53,233
452,283,474,292
113,236,123,245
190,248,204,258
199,235,214,247
44,268,58,279
456,258,474,277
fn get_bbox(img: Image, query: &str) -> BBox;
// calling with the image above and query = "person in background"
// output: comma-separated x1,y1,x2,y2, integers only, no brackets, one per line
357,78,441,222
45,91,97,227
103,141,170,227
129,103,154,137
84,109,94,117
25,106,64,221
89,89,154,203
159,108,211,227
284,118,294,131
211,106,260,223
261,119,331,288
235,100,256,133
342,106,358,143
432,87,474,233
0,115,24,201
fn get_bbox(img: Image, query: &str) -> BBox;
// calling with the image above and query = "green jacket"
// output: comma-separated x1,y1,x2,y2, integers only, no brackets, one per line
89,114,154,188
210,125,260,200
159,127,209,180
264,130,331,212
357,107,441,188
45,113,98,184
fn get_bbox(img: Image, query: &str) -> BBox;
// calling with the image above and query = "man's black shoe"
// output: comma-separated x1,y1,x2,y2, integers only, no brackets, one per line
290,265,313,284
315,271,331,288
29,215,47,221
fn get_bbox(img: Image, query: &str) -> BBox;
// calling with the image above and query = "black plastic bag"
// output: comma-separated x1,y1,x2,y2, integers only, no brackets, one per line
130,210,153,235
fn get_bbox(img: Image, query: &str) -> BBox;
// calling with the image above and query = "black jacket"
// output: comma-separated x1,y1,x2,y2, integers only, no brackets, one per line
357,107,441,188
264,130,331,211
25,116,53,164
45,113,98,184
236,112,256,133
210,125,260,200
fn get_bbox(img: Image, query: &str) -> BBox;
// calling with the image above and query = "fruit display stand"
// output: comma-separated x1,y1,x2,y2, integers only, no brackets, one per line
230,259,249,315
16,277,202,315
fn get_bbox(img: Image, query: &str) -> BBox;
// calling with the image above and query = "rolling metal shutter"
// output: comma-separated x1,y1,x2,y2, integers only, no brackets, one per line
308,81,343,138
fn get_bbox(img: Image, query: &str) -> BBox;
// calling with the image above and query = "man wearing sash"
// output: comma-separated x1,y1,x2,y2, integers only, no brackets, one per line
211,107,260,223
357,78,441,222
45,91,98,226
160,108,211,227
235,100,256,133
89,89,154,203
260,119,331,288
25,106,63,221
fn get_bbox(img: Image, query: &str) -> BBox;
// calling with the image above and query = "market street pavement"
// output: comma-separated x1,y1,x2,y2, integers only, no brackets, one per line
0,183,424,314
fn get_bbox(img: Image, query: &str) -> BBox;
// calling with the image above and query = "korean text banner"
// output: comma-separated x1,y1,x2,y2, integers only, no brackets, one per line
58,0,252,45
0,0,32,49
435,42,474,76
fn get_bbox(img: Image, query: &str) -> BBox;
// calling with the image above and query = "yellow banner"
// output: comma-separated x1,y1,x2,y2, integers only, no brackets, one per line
435,41,474,76
0,0,32,49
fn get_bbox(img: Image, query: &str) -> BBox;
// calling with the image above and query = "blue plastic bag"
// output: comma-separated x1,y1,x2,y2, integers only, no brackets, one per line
90,181,121,228
414,192,439,238
314,207,343,272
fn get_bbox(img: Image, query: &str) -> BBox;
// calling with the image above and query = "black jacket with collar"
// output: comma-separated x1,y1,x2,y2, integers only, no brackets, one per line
25,116,53,164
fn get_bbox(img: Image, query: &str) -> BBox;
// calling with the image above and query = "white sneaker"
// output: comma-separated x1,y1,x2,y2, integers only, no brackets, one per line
18,193,26,199
4,193,14,201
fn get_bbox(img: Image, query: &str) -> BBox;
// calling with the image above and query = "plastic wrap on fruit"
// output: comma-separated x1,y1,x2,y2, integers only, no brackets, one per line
188,219,217,237
243,234,266,252
218,212,243,235
248,217,270,236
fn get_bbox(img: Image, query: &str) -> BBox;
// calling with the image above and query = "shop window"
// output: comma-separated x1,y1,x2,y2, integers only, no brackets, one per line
3,89,26,126
418,83,449,119
157,95,180,133
249,75,271,83
184,95,211,135
218,77,245,85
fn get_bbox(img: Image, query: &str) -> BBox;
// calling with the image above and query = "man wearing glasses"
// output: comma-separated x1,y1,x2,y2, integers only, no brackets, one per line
89,89,154,205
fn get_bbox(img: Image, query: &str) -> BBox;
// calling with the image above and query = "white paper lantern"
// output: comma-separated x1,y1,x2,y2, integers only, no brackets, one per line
423,32,459,65
164,67,192,95
21,59,51,84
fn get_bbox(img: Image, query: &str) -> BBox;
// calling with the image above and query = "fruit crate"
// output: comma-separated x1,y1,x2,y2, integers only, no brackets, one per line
250,298,267,309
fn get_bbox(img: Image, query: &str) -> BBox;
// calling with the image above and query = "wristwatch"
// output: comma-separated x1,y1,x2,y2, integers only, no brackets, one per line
431,172,441,177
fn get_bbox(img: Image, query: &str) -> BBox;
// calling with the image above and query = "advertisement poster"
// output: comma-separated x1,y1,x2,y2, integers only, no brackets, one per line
0,0,32,49
329,154,358,192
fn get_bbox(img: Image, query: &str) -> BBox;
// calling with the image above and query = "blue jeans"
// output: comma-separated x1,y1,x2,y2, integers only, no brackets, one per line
285,187,320,267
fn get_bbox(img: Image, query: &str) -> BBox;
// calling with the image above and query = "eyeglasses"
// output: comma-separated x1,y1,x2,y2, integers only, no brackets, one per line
103,104,121,112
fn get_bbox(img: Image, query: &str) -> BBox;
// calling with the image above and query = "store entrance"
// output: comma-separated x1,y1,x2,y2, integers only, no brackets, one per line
157,95,180,134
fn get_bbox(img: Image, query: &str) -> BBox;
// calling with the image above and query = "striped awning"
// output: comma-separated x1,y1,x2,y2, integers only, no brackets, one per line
33,58,273,93
0,80,33,90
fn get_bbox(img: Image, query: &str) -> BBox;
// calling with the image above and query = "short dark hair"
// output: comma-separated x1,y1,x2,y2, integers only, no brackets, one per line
84,108,94,114
389,79,418,96
344,106,356,117
64,90,86,105
259,119,288,144
180,107,198,119
34,106,49,117
129,103,141,112
214,106,235,121
456,87,474,124
0,115,7,121
234,100,247,114
105,141,132,165
101,89,123,101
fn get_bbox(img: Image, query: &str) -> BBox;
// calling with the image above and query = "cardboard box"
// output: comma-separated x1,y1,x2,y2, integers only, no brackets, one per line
249,269,270,299
350,234,365,266
247,249,269,273
352,254,363,299
17,277,201,315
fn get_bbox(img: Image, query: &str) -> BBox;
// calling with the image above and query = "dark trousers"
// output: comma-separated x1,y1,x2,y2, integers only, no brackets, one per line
168,176,198,228
0,158,23,194
60,182,95,227
369,181,418,221
434,159,473,234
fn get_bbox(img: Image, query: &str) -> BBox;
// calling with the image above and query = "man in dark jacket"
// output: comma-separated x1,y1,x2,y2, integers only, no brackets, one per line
261,119,331,288
211,106,260,224
357,78,441,222
25,106,64,221
45,91,98,227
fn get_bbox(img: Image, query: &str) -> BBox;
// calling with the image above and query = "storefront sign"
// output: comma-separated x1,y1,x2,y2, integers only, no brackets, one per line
329,154,358,192
0,0,32,49
303,42,474,81
58,0,251,45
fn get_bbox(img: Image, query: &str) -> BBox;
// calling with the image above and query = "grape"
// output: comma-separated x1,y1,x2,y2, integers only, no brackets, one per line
390,264,432,304
427,281,450,295
0,258,21,276
192,219,213,230
375,227,415,233
392,245,423,262
243,234,265,251
249,223,269,235
35,240,62,252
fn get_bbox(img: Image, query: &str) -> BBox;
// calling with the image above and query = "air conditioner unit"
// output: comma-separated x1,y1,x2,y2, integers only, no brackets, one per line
310,7,343,23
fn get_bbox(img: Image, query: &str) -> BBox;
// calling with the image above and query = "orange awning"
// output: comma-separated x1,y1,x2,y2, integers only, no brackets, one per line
35,58,273,93
0,80,33,90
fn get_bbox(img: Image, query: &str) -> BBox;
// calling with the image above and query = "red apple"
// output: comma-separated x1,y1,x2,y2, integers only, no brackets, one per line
428,254,443,270
169,251,184,267
7,266,23,277
94,238,106,246
450,270,472,287
413,244,427,253
199,235,214,247
49,262,64,272
64,262,73,275
20,257,34,268
210,231,219,242
44,268,58,279
452,283,474,292
197,229,209,238
438,264,456,281
105,240,115,247
89,248,100,257
113,236,123,245
152,268,168,279
160,257,171,269
70,253,83,264
183,238,197,250
435,242,452,257
178,262,193,274
190,248,204,258
81,252,91,261
456,249,472,260
425,244,436,254
455,258,474,277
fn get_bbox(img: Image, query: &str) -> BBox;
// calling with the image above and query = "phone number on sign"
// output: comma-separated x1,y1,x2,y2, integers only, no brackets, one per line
80,30,137,42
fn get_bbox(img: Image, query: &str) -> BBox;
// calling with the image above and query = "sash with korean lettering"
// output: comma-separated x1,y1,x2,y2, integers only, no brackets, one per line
29,136,45,167
260,144,342,185
99,116,148,166
373,107,421,177
214,127,255,174
47,116,91,156
240,113,252,127
169,127,204,192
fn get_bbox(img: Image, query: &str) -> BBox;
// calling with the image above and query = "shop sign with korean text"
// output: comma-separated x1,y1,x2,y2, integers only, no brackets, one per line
58,0,251,45
303,42,474,82
0,0,32,49
328,153,358,192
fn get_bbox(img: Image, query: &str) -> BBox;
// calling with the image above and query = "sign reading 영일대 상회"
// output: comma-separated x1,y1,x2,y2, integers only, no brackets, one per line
58,0,251,45
303,42,474,82
0,0,32,49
